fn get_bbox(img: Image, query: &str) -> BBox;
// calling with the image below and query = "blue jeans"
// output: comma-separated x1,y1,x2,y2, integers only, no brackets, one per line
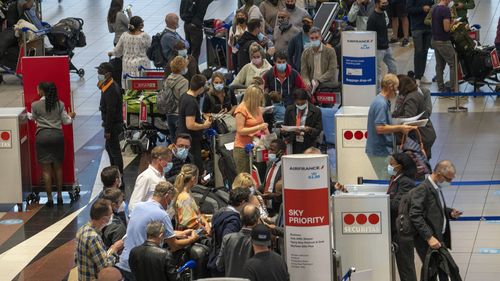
166,114,179,141
376,48,397,90
412,29,432,79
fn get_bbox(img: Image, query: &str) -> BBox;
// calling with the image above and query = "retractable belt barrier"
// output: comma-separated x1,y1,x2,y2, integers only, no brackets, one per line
430,92,500,97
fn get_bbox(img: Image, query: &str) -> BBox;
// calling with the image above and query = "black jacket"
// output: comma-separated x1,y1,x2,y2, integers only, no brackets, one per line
260,159,283,216
423,247,462,281
283,103,322,153
409,178,453,249
208,207,242,271
406,0,434,31
387,175,416,236
180,0,213,27
99,80,123,134
393,89,436,159
101,212,127,249
165,153,194,183
237,31,259,68
129,241,178,281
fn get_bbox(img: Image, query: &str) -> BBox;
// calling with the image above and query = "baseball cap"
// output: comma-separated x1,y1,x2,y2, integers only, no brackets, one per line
97,62,113,74
251,224,271,247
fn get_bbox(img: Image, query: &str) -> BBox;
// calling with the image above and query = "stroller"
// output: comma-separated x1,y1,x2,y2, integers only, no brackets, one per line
47,17,86,77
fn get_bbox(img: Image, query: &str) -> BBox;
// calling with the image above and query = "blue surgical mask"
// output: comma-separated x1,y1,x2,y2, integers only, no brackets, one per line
213,83,224,92
310,39,321,48
97,74,106,82
174,147,189,160
178,49,188,57
387,165,397,176
268,153,277,162
439,181,451,189
163,162,173,173
257,32,265,41
276,63,287,72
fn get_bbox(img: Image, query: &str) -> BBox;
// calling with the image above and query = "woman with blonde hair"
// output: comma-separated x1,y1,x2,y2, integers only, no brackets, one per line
230,42,272,88
173,164,211,234
233,86,269,174
232,172,269,219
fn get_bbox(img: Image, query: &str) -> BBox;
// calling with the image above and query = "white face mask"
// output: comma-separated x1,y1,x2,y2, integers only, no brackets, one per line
296,103,307,110
106,214,114,226
448,1,455,8
97,74,106,83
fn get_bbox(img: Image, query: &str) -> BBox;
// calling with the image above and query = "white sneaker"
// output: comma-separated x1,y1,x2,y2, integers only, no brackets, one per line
419,76,432,84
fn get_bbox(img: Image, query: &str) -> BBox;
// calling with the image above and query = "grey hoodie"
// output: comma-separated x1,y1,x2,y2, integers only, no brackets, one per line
347,1,376,31
163,73,189,114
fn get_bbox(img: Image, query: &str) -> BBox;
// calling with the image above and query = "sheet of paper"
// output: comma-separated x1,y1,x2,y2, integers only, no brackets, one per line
393,112,425,125
224,142,234,151
281,125,305,132
403,119,428,127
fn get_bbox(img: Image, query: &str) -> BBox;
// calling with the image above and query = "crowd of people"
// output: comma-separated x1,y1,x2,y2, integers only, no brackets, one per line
26,0,480,280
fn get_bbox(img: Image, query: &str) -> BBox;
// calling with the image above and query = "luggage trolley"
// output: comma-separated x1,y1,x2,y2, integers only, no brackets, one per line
138,65,165,78
122,74,168,154
203,20,229,71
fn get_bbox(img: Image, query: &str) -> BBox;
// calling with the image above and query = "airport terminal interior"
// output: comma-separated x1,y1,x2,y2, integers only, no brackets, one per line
0,0,499,280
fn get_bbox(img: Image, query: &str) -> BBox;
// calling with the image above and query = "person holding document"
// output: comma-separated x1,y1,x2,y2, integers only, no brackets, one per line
282,89,322,154
393,75,436,159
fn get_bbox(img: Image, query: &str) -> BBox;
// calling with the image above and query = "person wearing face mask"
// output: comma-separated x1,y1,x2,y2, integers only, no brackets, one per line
76,199,125,281
347,0,376,31
282,89,322,154
238,19,275,68
177,74,213,173
118,181,198,280
160,13,190,63
300,26,339,92
128,221,179,281
165,40,201,82
101,188,127,249
108,16,151,89
173,164,212,234
229,10,249,72
288,15,313,71
366,74,417,179
203,72,237,114
367,0,398,92
260,139,286,216
278,0,310,29
259,0,280,34
128,146,173,213
165,134,194,183
163,56,190,140
97,63,124,187
231,43,272,88
262,50,306,107
386,153,418,281
410,160,462,280
101,166,128,223
272,10,301,53
242,0,266,36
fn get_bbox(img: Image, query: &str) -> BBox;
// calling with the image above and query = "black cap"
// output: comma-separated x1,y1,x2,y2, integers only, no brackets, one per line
251,224,271,247
97,62,113,74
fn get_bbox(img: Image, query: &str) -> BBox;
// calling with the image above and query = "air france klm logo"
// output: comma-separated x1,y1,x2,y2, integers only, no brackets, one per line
361,44,370,50
289,165,325,171
308,172,320,179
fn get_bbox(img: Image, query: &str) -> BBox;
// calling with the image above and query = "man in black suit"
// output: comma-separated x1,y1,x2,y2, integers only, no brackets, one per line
261,139,286,216
409,160,463,280
283,88,322,154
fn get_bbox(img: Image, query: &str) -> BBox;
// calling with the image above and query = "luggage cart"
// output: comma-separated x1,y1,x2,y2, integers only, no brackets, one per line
122,74,168,154
138,65,165,78
203,27,229,70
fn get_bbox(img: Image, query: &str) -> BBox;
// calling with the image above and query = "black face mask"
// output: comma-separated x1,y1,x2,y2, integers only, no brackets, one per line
303,24,311,33
285,4,295,10
380,4,388,11
237,18,246,24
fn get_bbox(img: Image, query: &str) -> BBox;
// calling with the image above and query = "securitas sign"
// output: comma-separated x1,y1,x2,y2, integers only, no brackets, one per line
342,212,382,234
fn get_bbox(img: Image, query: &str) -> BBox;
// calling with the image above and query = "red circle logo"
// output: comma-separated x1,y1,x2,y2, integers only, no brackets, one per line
368,214,380,225
356,214,367,225
0,131,10,141
354,131,364,140
344,214,355,225
364,131,368,139
344,131,353,140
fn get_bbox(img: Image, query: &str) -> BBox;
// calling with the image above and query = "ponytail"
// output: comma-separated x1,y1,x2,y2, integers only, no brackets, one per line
173,164,199,209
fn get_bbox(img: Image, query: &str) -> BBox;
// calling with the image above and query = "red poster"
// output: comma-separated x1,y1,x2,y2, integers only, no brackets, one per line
284,188,330,227
491,49,500,69
22,56,75,187
122,100,128,124
139,101,147,123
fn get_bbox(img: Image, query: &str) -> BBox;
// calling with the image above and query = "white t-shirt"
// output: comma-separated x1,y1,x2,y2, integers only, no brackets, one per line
128,165,165,213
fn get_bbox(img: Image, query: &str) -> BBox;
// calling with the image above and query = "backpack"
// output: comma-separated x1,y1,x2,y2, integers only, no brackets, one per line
450,22,476,56
397,129,432,180
147,30,167,67
395,188,417,236
157,80,180,115
191,185,229,214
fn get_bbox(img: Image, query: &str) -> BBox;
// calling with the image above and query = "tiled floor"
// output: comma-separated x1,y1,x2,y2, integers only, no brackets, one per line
0,0,499,280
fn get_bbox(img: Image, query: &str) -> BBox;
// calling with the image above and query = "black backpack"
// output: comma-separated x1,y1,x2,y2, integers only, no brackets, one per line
395,188,417,236
147,30,167,67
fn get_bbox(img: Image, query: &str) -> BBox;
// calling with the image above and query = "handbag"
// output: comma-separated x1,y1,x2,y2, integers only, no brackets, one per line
397,129,431,179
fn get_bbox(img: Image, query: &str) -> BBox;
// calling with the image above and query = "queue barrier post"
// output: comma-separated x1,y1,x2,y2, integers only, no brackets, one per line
448,53,468,113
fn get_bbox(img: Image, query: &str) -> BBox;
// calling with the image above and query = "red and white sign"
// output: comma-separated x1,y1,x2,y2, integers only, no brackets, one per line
342,129,368,148
139,101,148,123
342,212,382,234
283,155,333,281
491,49,500,70
129,79,161,91
141,70,165,77
316,92,338,104
122,101,128,124
0,130,12,149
